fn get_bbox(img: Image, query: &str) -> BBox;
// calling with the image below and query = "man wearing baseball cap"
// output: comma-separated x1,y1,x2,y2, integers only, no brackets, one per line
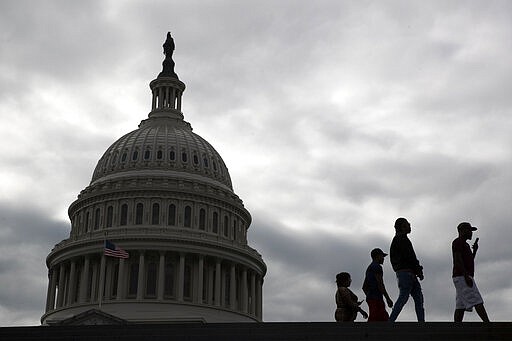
452,222,490,322
362,248,394,321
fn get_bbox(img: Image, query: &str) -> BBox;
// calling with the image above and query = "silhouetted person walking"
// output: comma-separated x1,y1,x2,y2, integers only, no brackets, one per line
335,272,368,322
388,217,425,321
363,248,394,321
452,222,490,322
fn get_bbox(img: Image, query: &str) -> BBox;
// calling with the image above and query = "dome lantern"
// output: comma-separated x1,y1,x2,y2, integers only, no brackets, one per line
149,32,186,120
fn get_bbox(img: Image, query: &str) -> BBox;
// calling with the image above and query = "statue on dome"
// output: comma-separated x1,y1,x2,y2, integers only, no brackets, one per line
163,32,175,59
158,32,178,78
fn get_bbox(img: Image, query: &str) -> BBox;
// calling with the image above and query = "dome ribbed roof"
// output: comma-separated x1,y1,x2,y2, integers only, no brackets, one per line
91,116,233,190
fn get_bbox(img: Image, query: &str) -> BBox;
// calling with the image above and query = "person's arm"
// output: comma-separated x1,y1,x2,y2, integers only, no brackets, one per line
375,272,393,308
338,288,359,309
357,305,368,319
472,238,479,259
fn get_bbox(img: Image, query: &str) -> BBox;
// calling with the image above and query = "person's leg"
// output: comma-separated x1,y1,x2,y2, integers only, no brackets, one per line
410,277,425,322
454,309,465,322
367,299,388,322
367,299,377,322
474,303,490,322
389,272,412,322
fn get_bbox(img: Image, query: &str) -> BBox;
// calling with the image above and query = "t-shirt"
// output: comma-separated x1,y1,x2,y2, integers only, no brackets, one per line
452,237,474,277
364,261,383,300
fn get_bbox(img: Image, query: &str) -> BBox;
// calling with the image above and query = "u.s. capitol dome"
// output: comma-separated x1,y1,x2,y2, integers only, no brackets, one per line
41,33,266,325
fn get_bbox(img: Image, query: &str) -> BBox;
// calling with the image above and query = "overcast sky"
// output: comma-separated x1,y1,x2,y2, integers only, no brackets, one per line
1,0,512,325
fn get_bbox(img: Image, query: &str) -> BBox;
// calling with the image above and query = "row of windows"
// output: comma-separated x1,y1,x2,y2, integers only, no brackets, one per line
73,202,246,241
108,148,220,172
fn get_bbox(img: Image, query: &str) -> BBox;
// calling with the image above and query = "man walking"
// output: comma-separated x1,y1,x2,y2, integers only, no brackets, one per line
388,217,425,322
363,248,394,321
452,222,490,322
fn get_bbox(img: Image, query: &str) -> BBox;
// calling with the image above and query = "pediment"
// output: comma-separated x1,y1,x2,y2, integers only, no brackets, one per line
57,309,127,325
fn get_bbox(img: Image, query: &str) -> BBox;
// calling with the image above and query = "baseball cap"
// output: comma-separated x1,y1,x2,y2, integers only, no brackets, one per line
457,222,477,231
371,248,388,258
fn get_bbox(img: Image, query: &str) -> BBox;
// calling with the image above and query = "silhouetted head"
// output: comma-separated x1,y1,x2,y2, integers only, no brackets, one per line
336,272,351,287
394,217,411,234
371,248,388,264
457,222,477,240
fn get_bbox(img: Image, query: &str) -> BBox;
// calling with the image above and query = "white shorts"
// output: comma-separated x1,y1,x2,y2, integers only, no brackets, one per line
453,276,484,311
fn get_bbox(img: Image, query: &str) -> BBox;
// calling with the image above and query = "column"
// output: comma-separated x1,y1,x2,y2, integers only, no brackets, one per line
177,253,185,301
230,264,236,309
79,256,90,303
136,251,145,300
152,89,156,110
250,272,256,315
157,252,165,300
45,268,56,312
116,258,125,300
98,255,106,303
241,268,248,313
197,256,204,303
256,276,262,320
67,260,77,304
214,259,221,306
56,264,66,308
91,262,98,301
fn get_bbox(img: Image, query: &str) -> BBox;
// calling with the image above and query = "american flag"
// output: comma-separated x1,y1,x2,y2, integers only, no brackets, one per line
104,240,129,258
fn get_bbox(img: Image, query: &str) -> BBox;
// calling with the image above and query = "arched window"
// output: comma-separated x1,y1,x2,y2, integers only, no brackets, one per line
121,152,127,162
168,204,176,226
157,150,163,160
181,151,188,163
151,203,160,225
203,157,209,168
132,150,139,161
212,212,219,234
144,150,151,160
184,206,192,228
224,216,229,237
193,154,199,165
106,206,113,228
94,208,100,230
146,261,157,297
111,152,118,165
164,262,175,297
120,204,128,226
199,208,206,230
135,203,144,225
170,150,176,161
233,219,237,240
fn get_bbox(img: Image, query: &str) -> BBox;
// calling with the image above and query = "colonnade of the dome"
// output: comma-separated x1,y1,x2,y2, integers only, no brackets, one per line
43,248,263,323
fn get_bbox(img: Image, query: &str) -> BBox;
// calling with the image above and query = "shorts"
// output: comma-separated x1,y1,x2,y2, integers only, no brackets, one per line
453,276,484,311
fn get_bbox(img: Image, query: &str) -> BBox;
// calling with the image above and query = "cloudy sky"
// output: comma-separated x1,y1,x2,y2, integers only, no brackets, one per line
1,0,512,325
